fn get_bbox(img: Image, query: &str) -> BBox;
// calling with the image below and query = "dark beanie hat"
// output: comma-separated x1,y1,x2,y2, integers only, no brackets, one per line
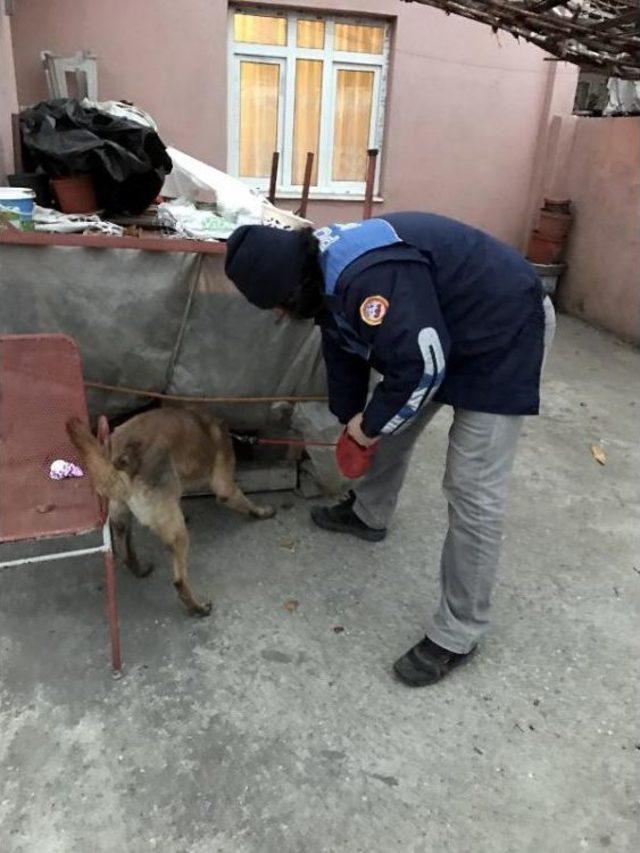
225,225,307,309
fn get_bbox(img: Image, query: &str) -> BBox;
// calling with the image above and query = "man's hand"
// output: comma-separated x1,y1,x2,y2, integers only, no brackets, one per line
346,413,379,448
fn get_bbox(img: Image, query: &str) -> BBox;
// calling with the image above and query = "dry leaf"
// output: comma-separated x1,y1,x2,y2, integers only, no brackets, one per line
279,536,296,552
590,444,606,465
283,598,299,613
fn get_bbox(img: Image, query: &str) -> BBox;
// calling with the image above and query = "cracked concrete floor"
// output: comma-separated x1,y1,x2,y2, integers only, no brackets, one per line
1,315,638,853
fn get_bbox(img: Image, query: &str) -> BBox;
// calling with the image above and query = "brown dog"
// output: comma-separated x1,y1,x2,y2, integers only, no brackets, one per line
67,408,275,616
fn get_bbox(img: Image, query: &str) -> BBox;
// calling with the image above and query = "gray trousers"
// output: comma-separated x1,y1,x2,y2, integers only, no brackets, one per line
353,297,557,654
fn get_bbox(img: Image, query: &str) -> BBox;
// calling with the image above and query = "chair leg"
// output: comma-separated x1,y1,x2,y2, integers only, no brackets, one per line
104,547,122,675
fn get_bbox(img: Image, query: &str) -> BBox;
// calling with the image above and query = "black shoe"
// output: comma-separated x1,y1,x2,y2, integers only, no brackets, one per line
393,636,476,687
310,491,387,542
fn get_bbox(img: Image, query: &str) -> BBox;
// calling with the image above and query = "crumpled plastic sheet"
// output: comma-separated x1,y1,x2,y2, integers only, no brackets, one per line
33,205,123,236
0,244,342,491
0,244,194,421
157,198,248,241
162,147,264,218
20,98,172,214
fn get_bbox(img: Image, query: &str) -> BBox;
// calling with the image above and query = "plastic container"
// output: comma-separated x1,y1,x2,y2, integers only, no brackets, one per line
0,187,36,231
8,172,53,207
50,174,98,214
530,262,566,296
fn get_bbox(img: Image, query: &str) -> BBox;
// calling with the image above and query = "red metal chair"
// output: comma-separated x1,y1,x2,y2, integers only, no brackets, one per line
0,334,121,674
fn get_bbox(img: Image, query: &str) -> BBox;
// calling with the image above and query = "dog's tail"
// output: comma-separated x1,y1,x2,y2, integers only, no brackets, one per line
66,418,132,502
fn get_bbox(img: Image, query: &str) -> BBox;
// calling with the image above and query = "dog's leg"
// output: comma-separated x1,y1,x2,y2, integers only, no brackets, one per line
147,499,212,618
210,463,275,520
110,500,154,578
207,425,275,520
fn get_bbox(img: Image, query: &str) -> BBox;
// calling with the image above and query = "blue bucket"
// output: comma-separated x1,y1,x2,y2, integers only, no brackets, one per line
0,187,36,231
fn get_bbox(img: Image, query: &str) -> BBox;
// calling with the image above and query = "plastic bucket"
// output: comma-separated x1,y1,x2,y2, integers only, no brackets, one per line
530,262,566,296
0,187,36,231
8,172,53,207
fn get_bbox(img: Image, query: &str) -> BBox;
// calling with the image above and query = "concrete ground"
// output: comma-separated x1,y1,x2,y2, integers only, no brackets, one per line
1,315,638,853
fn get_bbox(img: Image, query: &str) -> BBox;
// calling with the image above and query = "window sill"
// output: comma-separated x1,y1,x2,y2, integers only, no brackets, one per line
274,190,384,203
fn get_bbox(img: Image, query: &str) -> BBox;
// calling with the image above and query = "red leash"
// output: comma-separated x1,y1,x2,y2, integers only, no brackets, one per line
255,437,336,448
230,433,336,448
231,431,376,479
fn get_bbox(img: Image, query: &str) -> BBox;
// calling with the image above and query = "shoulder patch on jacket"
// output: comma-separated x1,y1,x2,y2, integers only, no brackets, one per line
359,295,389,326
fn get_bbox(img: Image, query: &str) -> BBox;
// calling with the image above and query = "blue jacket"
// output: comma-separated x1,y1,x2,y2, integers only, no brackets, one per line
315,212,545,437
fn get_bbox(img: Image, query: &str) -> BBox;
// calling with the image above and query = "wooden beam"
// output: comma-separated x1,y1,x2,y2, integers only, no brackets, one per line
408,1,625,40
591,10,640,33
296,152,314,220
0,229,227,254
529,1,566,11
402,0,640,77
11,114,23,174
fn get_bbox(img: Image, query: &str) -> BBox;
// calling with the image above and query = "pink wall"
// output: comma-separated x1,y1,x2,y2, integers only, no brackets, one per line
11,0,228,168
0,10,18,180
10,0,577,244
549,117,640,344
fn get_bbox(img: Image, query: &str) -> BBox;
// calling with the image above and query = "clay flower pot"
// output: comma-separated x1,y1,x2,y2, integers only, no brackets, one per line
50,175,98,214
538,209,573,242
527,230,564,265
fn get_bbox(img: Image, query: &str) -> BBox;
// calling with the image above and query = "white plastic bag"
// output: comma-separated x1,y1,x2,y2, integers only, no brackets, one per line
161,148,313,231
81,98,158,130
162,147,265,219
157,197,252,240
604,78,640,114
33,205,123,236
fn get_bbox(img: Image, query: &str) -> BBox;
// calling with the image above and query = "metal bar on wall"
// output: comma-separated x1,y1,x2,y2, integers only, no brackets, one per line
297,152,314,219
268,151,280,204
363,149,378,220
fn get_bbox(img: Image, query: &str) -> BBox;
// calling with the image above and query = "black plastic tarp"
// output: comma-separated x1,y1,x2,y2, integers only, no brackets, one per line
20,99,172,214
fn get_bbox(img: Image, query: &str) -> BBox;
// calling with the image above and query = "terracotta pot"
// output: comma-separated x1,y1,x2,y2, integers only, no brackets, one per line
538,209,573,242
527,230,564,265
50,174,98,214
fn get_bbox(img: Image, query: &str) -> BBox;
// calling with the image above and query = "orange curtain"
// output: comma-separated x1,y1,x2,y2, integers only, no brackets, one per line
239,62,280,178
234,13,286,46
334,23,383,54
296,19,324,48
292,60,322,185
332,70,374,182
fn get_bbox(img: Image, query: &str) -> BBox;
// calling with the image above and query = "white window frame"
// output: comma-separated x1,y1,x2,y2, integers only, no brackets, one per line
227,6,390,197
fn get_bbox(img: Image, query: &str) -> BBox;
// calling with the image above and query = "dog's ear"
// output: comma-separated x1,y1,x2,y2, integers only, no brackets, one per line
114,440,143,476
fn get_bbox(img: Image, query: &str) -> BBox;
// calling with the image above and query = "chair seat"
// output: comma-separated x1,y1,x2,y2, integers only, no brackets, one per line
0,335,101,544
